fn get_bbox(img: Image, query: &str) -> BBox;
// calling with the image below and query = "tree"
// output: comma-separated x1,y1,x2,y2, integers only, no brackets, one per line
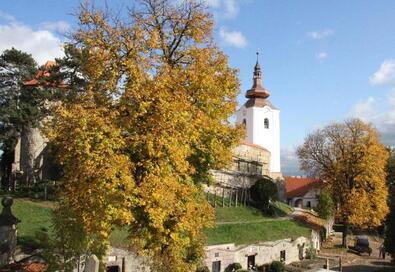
297,119,389,247
314,189,334,220
250,176,278,212
47,1,242,271
384,149,395,259
0,48,49,188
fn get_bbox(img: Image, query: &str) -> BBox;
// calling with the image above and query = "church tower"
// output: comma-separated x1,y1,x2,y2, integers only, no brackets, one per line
236,54,281,175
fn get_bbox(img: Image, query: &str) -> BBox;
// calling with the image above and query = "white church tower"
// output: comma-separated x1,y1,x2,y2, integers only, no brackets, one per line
236,54,281,176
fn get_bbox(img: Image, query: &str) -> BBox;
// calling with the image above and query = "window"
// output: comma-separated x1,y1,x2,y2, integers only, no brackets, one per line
280,250,286,262
107,266,120,272
212,261,221,272
264,118,269,129
243,119,246,126
215,252,219,257
247,255,256,268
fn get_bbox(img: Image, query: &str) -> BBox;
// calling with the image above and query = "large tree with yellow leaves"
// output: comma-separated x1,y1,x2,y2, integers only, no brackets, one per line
47,0,242,271
297,119,389,247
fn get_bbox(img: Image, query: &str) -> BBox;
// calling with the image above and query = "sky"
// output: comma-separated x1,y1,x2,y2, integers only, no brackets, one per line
1,0,395,175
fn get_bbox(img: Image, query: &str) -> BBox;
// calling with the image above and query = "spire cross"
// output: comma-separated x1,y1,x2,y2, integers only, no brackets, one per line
256,52,259,63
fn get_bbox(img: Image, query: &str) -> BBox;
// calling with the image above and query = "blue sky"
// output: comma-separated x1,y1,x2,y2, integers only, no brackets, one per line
1,0,395,175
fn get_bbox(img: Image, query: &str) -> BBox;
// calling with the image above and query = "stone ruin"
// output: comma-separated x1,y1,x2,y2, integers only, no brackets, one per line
0,196,20,266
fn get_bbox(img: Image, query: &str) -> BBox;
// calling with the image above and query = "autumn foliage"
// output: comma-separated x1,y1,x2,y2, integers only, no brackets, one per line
297,119,389,244
46,0,242,271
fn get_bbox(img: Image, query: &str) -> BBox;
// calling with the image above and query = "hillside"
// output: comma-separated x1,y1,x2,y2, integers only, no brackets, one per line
3,197,310,248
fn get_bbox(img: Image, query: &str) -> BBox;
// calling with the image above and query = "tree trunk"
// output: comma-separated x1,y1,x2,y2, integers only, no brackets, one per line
342,223,348,248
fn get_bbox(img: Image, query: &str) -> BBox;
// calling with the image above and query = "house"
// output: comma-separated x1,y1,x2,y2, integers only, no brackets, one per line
285,177,322,208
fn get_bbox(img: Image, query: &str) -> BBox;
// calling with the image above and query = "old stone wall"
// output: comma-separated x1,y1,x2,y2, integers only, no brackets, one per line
204,236,313,271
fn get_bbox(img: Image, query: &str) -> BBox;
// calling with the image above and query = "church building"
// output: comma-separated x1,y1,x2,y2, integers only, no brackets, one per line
235,54,281,178
210,55,284,199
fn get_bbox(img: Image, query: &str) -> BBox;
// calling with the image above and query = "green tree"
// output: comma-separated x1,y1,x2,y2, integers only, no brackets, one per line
250,176,278,213
0,48,49,188
297,119,389,247
47,0,242,271
314,189,334,219
384,149,395,260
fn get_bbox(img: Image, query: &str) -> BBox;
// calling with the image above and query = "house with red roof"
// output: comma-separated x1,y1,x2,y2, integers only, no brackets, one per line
285,176,322,209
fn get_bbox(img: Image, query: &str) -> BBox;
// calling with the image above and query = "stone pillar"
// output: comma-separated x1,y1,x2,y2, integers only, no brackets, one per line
0,197,20,266
84,254,99,272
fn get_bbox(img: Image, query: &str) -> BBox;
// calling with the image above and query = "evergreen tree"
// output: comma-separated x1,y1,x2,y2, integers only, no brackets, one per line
0,48,43,188
384,150,395,259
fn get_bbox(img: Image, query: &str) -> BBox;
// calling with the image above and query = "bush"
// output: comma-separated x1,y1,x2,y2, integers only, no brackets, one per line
250,177,278,212
196,266,209,272
314,190,334,219
270,261,285,272
225,262,242,272
305,244,317,259
257,264,270,271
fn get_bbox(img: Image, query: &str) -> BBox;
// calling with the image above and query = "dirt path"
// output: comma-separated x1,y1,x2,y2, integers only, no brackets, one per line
321,233,395,272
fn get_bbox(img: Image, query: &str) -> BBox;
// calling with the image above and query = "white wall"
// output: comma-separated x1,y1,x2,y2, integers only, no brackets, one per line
236,104,281,173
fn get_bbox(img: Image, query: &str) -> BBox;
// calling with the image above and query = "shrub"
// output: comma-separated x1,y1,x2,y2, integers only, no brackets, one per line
270,261,285,272
225,262,242,272
305,244,317,259
250,177,278,212
314,190,334,219
196,266,210,272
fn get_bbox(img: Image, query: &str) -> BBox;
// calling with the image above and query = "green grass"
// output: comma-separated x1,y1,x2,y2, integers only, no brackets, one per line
205,220,310,246
215,206,271,223
4,196,301,249
9,198,55,249
271,201,294,216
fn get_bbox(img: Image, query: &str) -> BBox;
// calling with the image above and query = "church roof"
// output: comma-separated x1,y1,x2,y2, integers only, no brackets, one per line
285,176,322,198
244,53,277,109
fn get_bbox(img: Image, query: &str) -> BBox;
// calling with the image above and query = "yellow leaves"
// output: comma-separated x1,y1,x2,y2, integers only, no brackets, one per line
298,119,389,228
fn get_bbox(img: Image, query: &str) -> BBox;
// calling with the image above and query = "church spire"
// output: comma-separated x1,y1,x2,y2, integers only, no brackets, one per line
246,52,270,99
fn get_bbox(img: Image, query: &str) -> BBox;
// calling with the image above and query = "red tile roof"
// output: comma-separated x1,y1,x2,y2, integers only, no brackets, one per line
285,176,322,198
24,60,58,86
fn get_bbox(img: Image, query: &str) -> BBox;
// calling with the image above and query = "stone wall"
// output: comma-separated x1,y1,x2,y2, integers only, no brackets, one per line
204,235,314,271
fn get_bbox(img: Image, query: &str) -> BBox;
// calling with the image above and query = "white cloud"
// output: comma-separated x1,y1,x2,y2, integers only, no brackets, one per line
349,60,395,146
369,59,395,86
316,51,328,60
281,146,303,176
204,0,240,19
219,27,247,48
307,29,334,40
0,11,64,65
38,21,70,33
350,97,378,121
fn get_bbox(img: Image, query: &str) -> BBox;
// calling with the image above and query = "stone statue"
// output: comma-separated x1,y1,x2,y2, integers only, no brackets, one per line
0,197,20,266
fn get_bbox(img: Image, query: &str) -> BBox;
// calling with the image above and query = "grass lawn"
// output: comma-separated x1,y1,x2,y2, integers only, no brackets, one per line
205,220,310,246
3,195,304,248
215,206,271,223
9,197,55,249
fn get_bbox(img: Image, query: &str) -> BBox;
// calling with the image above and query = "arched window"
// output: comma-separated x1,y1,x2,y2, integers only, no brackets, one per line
264,118,269,129
243,119,246,126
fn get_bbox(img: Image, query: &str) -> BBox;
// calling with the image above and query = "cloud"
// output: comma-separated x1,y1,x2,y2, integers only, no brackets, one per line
350,64,395,146
219,27,247,48
0,11,64,65
307,29,334,40
369,59,395,86
38,21,70,33
350,97,378,120
204,0,240,19
316,51,328,60
281,147,303,176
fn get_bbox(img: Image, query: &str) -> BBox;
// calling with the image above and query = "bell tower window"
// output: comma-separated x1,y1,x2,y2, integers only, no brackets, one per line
243,119,246,126
264,118,269,129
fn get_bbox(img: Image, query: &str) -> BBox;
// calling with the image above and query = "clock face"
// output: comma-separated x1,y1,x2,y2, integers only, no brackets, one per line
263,106,270,113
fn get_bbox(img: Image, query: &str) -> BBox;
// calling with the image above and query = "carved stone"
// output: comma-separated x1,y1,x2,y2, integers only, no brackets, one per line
0,197,20,266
